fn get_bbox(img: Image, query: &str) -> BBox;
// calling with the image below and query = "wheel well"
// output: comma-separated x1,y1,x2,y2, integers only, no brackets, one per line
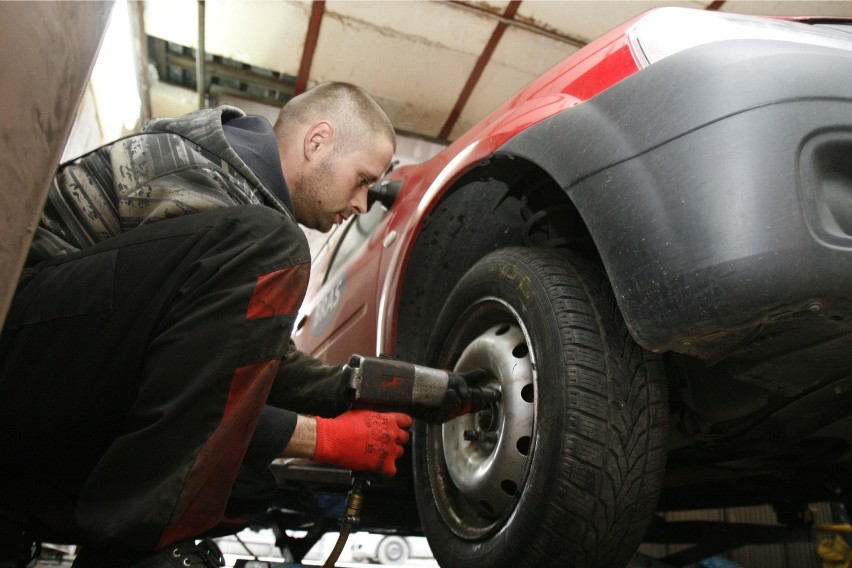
394,156,599,364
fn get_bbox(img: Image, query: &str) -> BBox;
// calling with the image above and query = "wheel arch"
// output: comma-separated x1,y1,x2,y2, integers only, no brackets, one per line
393,154,600,365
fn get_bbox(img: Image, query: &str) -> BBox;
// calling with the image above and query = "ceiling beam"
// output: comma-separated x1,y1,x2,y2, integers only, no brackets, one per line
196,0,207,108
447,1,586,48
439,0,521,140
164,52,295,95
296,0,325,95
128,0,152,123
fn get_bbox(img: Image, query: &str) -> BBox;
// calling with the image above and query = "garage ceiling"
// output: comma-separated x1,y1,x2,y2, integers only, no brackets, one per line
142,0,852,143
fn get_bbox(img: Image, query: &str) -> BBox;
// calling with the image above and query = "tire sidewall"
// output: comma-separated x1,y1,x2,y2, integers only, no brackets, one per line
414,249,575,565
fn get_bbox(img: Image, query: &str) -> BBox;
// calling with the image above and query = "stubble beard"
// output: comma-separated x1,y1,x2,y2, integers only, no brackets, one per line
294,157,337,232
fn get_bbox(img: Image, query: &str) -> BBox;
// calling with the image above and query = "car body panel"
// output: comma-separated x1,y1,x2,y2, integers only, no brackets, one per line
371,19,644,356
300,17,852,369
500,39,852,364
294,14,644,362
296,205,389,363
293,7,852,517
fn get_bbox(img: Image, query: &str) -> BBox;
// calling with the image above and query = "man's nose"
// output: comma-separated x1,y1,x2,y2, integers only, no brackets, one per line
352,187,368,215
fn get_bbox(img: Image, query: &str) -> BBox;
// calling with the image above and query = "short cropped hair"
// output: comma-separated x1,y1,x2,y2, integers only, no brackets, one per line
274,82,396,155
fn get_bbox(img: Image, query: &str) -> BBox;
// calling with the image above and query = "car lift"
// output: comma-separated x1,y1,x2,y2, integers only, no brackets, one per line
233,463,852,568
631,516,812,567
630,502,852,568
234,511,850,568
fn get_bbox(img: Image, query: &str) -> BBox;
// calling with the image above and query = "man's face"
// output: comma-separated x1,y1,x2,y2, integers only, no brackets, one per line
293,138,394,232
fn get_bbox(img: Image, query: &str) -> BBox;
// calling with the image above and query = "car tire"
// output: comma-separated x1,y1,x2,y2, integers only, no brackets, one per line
412,247,668,567
376,536,410,565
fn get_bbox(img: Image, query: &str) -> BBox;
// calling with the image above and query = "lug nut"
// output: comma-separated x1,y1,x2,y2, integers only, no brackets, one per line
463,429,498,443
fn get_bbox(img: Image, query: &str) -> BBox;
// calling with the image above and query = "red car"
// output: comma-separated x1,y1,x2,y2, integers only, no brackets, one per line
283,7,852,568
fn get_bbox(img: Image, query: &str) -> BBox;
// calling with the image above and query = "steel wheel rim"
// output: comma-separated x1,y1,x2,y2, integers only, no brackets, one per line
427,298,537,539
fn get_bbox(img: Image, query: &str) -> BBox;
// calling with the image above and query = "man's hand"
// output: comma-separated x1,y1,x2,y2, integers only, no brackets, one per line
313,409,413,477
425,369,497,424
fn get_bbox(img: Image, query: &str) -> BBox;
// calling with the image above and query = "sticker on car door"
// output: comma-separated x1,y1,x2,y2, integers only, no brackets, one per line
311,273,346,337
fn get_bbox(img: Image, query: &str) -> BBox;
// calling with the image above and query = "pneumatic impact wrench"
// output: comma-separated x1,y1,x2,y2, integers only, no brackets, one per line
321,355,500,568
346,354,500,421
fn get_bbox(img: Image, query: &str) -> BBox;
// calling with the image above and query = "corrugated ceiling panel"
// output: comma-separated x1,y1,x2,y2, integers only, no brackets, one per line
142,0,852,142
311,1,495,138
518,1,710,43
450,25,580,139
143,1,196,47
144,0,309,77
477,1,514,12
326,1,493,52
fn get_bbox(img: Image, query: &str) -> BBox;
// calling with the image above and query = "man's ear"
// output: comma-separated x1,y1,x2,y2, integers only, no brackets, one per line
304,121,333,162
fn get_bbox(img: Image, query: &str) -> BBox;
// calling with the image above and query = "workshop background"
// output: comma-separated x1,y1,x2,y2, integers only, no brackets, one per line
4,1,852,567
62,0,852,160
58,0,852,256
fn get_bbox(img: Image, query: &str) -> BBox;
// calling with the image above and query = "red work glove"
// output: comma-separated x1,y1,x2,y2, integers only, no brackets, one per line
313,410,413,477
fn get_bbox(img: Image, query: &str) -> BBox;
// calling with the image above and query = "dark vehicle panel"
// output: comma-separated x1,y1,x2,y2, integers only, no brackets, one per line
500,40,852,366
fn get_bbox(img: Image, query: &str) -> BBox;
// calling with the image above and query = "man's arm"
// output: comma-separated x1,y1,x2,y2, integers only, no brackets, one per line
267,341,355,417
279,414,316,458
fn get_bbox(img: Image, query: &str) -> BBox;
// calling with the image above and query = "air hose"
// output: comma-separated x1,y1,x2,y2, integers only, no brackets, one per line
322,476,369,568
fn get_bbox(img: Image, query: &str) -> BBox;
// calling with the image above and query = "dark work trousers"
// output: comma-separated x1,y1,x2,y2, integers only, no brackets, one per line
0,205,310,553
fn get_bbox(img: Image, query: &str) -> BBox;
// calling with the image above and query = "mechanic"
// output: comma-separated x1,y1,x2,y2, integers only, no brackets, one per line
0,82,430,567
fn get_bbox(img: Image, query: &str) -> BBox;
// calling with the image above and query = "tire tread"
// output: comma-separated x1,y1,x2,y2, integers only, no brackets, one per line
415,247,668,568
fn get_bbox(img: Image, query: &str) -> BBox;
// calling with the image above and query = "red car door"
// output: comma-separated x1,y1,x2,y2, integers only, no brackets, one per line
293,202,389,365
